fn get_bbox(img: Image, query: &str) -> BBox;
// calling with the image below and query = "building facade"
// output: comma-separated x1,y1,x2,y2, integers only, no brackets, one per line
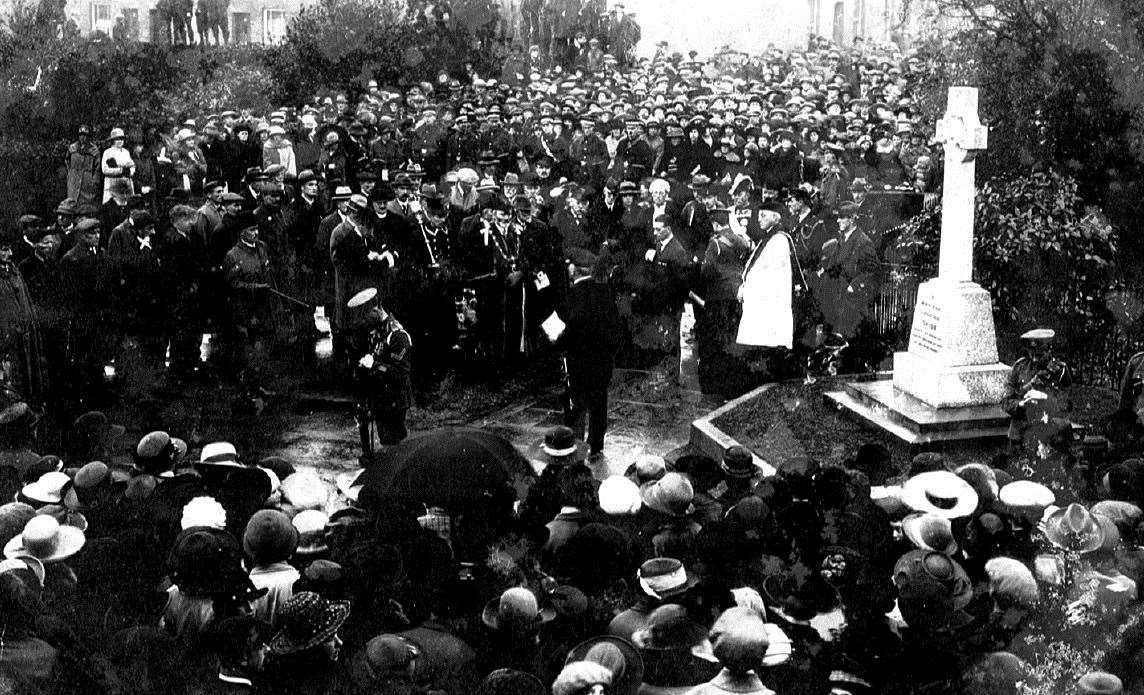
52,0,313,43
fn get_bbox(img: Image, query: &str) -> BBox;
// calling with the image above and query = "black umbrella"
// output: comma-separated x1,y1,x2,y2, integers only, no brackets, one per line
357,427,535,508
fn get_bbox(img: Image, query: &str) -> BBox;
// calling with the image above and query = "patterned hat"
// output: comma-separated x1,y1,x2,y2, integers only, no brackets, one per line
269,591,351,654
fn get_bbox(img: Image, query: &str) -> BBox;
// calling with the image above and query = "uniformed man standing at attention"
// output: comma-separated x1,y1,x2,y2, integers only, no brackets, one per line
1002,328,1072,452
224,212,275,400
348,288,412,453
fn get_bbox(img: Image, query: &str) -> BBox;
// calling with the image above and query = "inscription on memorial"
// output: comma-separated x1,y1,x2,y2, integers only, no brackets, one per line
911,300,944,354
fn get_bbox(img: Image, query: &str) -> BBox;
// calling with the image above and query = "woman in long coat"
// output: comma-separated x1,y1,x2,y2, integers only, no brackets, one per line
0,232,43,402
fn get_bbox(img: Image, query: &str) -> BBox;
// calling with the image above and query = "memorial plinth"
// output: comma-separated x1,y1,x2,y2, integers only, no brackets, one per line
829,86,1011,442
892,279,1010,407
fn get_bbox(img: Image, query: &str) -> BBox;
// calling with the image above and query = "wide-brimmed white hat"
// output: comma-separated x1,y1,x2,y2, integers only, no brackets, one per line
901,471,978,519
4,515,85,563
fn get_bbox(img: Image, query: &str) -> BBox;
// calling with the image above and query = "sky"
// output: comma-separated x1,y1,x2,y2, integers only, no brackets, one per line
620,0,809,56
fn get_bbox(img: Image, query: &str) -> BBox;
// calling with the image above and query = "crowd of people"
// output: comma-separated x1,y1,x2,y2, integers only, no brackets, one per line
21,33,938,424
1,405,1144,694
16,30,1137,695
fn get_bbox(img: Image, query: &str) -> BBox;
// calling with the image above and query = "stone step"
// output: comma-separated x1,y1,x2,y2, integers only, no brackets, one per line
826,377,1009,445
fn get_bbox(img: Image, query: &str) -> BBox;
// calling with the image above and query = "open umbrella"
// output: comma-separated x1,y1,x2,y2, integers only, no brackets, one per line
357,427,535,509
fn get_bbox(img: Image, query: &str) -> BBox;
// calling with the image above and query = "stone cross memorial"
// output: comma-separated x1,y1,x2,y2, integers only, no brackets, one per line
892,87,1011,407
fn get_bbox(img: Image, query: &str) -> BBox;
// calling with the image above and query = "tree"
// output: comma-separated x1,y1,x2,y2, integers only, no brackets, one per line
265,0,493,103
913,0,1144,217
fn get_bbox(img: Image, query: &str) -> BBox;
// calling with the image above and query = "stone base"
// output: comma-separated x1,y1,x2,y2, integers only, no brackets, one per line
893,351,1010,408
891,278,1011,408
826,377,1009,445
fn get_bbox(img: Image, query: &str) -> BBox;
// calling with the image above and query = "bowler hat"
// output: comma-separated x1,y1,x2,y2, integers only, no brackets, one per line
721,446,758,479
530,426,588,467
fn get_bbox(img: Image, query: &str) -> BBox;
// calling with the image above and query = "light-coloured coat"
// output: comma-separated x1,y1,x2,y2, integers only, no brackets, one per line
736,231,794,349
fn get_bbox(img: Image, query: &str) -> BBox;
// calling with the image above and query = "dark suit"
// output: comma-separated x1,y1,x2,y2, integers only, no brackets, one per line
330,219,385,350
558,276,621,452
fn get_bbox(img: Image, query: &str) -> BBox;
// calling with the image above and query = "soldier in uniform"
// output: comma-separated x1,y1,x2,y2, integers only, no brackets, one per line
347,288,413,453
1002,328,1072,452
223,212,275,398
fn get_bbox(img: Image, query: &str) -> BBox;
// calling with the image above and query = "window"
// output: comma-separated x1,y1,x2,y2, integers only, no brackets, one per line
262,8,286,44
232,11,251,43
149,8,165,42
122,8,139,39
91,2,113,34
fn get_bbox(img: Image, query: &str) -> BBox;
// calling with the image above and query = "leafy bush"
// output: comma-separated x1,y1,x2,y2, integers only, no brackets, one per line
263,0,497,104
895,170,1121,381
153,56,275,121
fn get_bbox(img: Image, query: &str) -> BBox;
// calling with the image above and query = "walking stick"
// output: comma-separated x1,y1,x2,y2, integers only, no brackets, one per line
263,285,313,310
561,355,575,424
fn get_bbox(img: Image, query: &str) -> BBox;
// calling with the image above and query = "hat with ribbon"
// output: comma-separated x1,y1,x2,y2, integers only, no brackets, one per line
530,426,589,467
893,549,973,610
292,509,330,556
901,471,978,519
721,445,758,480
637,557,699,599
269,591,351,654
998,480,1055,520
